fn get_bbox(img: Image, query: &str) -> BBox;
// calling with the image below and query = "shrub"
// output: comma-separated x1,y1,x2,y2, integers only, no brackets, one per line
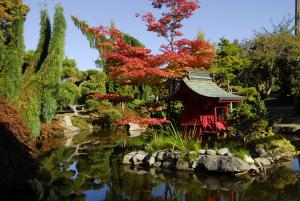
85,99,102,109
256,138,296,153
71,116,91,130
232,149,249,160
147,133,171,152
159,124,201,152
96,108,123,127
228,87,271,142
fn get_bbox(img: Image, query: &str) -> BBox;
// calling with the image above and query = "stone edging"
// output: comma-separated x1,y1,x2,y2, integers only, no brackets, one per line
123,148,297,175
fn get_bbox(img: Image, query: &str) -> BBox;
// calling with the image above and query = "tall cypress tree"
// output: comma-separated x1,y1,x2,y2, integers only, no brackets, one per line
40,4,66,123
0,0,28,100
34,9,51,72
18,9,51,136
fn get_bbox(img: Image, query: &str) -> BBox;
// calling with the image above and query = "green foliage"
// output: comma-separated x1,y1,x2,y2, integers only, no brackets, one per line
61,58,83,83
39,4,66,123
232,149,249,160
211,38,250,92
96,108,123,127
34,9,51,72
58,82,80,108
71,116,90,130
147,133,171,152
80,70,106,97
152,124,201,152
85,99,102,109
242,27,300,99
15,5,66,135
0,6,26,99
256,137,296,153
229,87,270,142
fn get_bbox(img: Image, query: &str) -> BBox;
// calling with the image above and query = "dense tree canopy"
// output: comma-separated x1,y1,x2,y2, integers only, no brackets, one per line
210,38,250,92
88,0,215,90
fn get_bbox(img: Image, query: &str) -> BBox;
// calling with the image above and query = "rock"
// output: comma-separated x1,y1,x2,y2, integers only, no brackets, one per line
154,161,162,168
198,149,206,155
248,164,259,174
243,155,254,164
192,155,219,171
123,151,137,165
156,151,166,161
142,154,156,167
162,160,176,169
254,157,271,168
193,155,251,173
217,148,231,156
172,151,181,159
128,123,147,137
207,149,217,155
267,157,274,164
254,148,267,157
218,156,251,173
176,159,193,171
132,151,148,165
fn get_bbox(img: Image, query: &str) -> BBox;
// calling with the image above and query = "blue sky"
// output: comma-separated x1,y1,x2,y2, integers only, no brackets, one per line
23,0,294,70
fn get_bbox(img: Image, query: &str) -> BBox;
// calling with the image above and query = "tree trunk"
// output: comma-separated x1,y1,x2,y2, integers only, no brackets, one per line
69,104,79,116
294,95,300,115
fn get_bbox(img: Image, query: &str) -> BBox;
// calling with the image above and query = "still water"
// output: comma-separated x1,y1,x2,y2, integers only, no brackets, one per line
34,130,300,201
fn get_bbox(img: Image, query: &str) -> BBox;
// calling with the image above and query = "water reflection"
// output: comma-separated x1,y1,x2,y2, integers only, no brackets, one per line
33,131,300,201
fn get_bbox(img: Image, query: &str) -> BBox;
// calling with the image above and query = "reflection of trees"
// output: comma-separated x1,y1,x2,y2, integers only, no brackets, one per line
239,165,300,201
32,132,300,201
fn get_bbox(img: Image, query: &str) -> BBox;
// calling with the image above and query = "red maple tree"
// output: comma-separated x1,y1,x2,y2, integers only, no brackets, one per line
88,0,215,86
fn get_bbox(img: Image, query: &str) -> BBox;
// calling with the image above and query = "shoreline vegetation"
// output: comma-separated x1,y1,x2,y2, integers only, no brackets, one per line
1,0,300,199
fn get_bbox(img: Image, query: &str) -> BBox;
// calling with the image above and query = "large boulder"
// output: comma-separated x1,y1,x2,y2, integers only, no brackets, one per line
192,155,251,173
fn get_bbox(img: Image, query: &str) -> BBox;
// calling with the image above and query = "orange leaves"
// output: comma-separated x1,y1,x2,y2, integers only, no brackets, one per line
87,0,215,86
92,93,133,103
117,117,170,125
138,0,200,39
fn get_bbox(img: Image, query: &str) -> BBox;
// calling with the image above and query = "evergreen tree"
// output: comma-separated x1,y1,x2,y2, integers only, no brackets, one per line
40,4,66,123
34,9,51,72
0,0,28,99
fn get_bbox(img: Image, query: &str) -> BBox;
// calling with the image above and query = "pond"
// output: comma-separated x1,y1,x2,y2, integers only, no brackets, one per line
32,130,300,201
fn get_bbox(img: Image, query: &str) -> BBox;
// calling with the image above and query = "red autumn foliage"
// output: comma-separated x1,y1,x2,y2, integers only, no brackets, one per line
88,0,215,86
137,0,199,39
0,96,37,155
92,93,134,102
117,117,170,125
87,26,175,85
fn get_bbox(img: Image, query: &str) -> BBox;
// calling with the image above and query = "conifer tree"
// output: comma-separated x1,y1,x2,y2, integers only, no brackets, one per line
40,4,66,123
34,9,51,72
0,0,28,99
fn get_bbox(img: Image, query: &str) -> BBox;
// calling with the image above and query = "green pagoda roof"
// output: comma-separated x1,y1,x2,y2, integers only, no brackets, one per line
180,71,244,101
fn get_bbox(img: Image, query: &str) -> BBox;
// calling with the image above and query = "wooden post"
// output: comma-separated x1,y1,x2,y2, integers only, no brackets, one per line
198,127,203,143
296,0,300,35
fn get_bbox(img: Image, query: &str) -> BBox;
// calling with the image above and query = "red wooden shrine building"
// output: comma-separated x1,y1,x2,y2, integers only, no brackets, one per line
171,71,244,142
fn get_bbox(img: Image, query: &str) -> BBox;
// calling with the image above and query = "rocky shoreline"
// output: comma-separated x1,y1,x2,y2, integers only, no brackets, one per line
123,148,298,175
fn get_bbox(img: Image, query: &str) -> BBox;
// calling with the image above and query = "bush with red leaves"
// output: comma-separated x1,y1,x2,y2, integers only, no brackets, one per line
92,93,133,103
118,117,170,126
0,96,37,155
